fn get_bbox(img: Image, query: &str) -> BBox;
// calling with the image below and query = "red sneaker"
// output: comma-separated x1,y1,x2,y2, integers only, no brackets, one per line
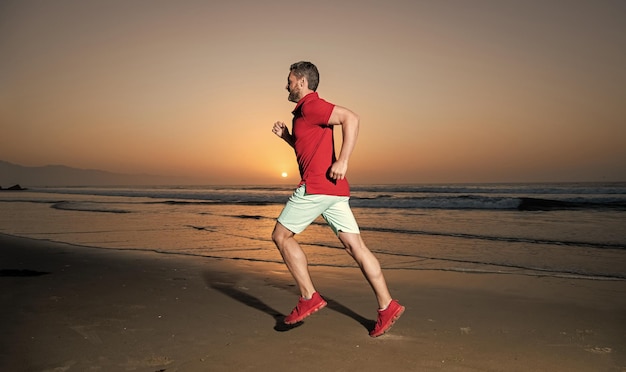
369,299,405,337
284,292,327,324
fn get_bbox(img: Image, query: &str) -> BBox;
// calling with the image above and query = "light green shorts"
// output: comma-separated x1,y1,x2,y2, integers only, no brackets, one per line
277,185,360,235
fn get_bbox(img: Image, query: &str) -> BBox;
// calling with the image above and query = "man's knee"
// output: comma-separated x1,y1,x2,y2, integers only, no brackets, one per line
272,222,293,246
339,232,369,255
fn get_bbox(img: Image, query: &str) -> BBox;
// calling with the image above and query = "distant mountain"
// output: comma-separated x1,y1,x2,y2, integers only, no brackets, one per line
0,160,189,187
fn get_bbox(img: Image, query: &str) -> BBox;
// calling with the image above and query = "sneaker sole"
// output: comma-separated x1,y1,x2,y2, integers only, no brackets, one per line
284,301,328,324
370,305,405,338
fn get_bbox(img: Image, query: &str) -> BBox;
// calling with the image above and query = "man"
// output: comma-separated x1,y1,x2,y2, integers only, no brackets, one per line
271,61,404,337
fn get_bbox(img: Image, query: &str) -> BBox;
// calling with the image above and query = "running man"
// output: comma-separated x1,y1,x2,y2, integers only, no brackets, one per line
271,61,404,337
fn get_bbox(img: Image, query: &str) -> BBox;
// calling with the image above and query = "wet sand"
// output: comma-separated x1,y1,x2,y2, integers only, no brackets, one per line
1,233,624,371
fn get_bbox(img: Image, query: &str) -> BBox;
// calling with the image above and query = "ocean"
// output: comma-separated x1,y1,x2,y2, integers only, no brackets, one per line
1,183,625,281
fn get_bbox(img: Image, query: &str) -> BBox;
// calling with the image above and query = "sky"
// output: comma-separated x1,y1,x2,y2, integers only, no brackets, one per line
1,0,625,185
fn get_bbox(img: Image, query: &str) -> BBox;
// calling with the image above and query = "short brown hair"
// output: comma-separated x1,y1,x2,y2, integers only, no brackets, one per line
290,61,320,91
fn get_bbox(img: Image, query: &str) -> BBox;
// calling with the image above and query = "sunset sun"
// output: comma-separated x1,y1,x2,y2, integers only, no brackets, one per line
281,172,288,178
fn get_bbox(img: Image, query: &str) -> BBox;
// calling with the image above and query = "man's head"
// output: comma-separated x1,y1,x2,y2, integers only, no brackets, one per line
286,61,319,102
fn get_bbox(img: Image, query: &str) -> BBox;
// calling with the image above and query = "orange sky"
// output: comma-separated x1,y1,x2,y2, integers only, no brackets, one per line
1,0,625,184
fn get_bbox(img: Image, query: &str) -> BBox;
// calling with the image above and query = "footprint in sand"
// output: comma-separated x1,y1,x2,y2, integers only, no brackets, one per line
585,346,612,354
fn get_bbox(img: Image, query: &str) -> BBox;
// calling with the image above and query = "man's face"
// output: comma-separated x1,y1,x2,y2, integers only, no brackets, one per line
286,72,303,103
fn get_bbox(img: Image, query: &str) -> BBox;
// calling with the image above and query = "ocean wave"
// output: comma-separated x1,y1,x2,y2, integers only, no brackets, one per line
27,182,626,211
351,195,520,210
518,197,626,211
351,182,626,195
351,195,626,211
83,194,626,211
51,201,131,214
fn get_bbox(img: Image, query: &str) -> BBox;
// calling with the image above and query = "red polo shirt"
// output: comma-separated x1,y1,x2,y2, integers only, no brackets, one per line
291,92,350,196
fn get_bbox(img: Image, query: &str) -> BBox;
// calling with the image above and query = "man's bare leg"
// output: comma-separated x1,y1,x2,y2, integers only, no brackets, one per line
272,222,317,299
338,232,393,309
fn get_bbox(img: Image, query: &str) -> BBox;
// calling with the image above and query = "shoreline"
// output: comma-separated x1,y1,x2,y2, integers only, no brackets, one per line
3,232,625,283
1,233,625,371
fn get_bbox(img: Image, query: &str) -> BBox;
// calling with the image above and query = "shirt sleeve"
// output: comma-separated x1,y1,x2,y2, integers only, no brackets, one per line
301,98,335,125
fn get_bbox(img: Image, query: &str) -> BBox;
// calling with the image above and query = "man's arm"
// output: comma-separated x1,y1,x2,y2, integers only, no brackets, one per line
272,121,295,149
327,105,359,180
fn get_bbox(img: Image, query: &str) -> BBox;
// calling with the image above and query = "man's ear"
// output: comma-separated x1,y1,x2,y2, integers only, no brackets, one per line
299,77,307,89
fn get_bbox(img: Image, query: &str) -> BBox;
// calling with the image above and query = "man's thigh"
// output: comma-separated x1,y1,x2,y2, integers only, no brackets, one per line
277,186,328,234
321,198,360,235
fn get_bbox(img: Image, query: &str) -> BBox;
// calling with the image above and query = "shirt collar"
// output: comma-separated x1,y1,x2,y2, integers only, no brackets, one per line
292,92,319,114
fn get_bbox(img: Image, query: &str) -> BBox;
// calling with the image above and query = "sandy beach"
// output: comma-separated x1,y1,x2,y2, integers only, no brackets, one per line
0,233,624,371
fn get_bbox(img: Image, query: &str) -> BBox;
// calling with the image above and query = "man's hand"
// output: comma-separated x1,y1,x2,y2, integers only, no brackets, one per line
272,121,288,138
272,121,295,148
329,160,348,180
